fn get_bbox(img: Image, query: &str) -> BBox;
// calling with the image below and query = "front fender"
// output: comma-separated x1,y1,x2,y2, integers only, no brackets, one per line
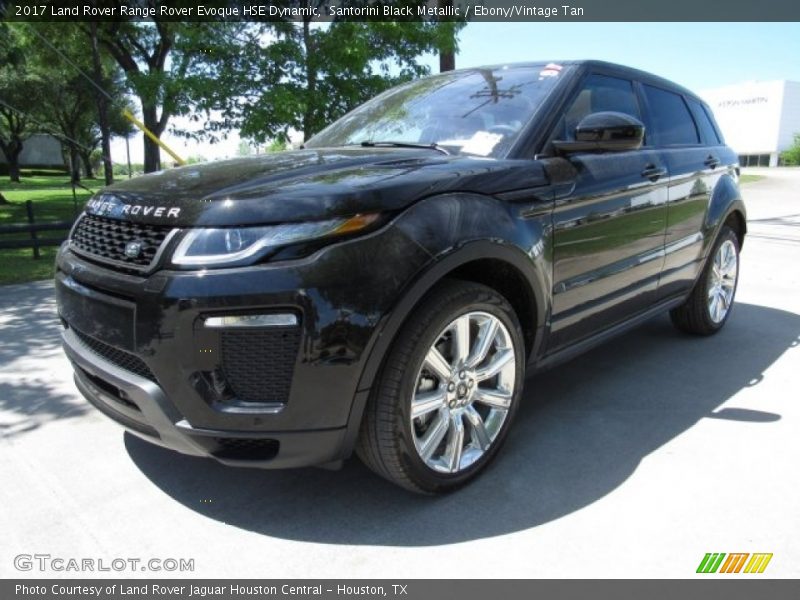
341,191,553,455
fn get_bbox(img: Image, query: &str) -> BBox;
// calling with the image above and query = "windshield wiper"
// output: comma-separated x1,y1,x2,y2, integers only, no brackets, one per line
359,140,450,156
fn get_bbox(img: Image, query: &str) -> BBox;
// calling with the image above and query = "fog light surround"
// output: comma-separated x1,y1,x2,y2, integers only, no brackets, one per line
203,314,298,328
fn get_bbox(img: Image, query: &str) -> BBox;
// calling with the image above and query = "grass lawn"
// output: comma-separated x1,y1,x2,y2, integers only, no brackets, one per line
740,174,766,184
0,171,97,286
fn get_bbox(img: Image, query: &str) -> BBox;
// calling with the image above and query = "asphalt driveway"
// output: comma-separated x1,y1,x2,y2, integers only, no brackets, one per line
1,168,798,578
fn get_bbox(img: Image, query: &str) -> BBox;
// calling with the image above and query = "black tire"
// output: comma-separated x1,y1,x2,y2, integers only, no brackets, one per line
356,279,525,494
670,225,740,335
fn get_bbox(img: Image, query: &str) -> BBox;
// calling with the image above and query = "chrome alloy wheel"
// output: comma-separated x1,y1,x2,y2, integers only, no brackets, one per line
410,311,517,474
707,239,738,323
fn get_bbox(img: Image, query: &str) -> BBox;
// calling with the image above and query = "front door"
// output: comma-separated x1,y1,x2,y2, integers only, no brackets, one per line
547,73,669,350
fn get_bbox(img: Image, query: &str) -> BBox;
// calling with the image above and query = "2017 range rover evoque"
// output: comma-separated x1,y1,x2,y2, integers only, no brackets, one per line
56,61,745,493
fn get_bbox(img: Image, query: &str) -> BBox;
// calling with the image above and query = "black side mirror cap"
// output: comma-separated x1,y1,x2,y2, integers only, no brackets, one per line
552,111,645,154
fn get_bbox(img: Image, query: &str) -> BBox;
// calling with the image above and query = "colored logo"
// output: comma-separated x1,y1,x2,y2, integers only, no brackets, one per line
697,553,773,574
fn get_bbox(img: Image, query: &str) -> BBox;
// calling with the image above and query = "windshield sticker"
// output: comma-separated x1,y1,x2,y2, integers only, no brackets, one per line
539,63,563,79
459,131,503,156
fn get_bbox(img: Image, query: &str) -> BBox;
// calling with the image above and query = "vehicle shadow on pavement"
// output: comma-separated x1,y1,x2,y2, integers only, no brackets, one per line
126,302,799,546
0,281,90,437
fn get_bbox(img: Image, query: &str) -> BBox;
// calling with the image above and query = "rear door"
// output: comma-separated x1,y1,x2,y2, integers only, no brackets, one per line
547,72,669,351
639,84,723,298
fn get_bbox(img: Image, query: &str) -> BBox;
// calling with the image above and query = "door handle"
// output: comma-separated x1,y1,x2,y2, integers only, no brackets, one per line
704,155,720,169
641,165,667,181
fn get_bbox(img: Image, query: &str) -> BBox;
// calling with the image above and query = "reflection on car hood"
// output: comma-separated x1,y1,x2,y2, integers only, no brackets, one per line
85,147,548,226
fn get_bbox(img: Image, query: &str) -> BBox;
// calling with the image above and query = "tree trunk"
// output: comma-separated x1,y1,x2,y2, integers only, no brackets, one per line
69,146,81,183
439,51,455,73
141,105,162,173
2,141,23,183
89,22,114,186
302,16,316,142
438,0,456,72
7,161,21,183
80,150,95,179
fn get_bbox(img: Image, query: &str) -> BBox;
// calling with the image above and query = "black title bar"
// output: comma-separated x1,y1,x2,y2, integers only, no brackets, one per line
2,0,800,22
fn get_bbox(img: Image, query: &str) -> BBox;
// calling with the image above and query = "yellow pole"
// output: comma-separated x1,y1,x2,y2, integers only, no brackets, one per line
122,109,186,166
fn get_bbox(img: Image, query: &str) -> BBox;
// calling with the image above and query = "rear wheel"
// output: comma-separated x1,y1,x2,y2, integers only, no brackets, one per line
356,280,525,493
670,226,740,335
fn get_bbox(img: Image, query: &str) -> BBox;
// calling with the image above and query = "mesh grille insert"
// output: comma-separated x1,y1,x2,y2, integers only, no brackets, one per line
73,328,157,383
71,214,173,269
220,327,300,403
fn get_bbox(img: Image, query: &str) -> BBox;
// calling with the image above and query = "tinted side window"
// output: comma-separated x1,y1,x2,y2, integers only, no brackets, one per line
561,74,641,141
642,85,699,145
687,98,721,145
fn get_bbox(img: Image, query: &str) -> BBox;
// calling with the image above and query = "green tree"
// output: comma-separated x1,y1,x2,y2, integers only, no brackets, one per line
780,133,800,166
96,16,258,172
233,9,463,144
0,23,45,182
24,23,133,182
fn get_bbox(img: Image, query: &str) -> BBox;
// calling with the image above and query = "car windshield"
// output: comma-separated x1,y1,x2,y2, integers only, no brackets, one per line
305,65,568,158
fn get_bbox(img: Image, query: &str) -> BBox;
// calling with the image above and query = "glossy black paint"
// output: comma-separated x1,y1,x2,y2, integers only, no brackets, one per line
56,60,746,469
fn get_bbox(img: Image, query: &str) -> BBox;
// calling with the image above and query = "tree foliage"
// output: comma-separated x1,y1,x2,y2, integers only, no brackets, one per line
230,14,463,143
96,16,259,172
780,133,800,166
25,23,132,181
0,24,48,182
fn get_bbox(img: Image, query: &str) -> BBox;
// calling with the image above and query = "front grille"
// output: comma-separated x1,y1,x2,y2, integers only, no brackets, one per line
220,327,301,403
73,328,158,383
70,214,174,269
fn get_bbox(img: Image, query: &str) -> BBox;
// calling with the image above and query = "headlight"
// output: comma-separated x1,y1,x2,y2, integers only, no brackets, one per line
172,213,380,266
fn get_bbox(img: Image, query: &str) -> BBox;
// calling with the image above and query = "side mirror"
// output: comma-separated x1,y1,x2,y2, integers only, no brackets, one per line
552,111,645,154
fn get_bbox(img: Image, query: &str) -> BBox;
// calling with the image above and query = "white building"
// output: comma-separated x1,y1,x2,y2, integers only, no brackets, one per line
699,80,800,167
0,133,64,169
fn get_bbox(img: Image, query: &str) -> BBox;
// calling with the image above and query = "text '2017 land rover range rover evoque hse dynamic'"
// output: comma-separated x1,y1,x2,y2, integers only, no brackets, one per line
56,61,745,493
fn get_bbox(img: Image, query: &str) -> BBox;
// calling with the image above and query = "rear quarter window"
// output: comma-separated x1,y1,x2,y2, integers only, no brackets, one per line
687,98,722,145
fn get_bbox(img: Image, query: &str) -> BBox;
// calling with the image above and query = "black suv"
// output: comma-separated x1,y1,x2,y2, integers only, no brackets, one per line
56,61,745,493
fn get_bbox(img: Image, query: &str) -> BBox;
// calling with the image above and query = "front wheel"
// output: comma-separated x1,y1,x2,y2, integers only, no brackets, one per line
670,225,740,335
356,280,525,494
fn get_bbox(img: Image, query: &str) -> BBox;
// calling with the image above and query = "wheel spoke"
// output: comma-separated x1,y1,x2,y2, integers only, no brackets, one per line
466,317,499,369
719,290,730,310
464,406,491,450
452,315,471,365
710,294,721,322
473,388,512,410
411,389,447,420
443,414,464,472
418,411,449,460
475,348,513,381
424,347,452,381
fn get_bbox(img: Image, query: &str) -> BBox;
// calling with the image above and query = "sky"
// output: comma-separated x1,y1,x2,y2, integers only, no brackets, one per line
113,21,800,164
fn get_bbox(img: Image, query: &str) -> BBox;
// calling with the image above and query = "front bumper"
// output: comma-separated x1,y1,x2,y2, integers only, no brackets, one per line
55,220,433,468
63,326,348,467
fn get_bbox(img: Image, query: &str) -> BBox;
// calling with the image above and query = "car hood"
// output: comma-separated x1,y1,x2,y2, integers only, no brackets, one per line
84,147,549,227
